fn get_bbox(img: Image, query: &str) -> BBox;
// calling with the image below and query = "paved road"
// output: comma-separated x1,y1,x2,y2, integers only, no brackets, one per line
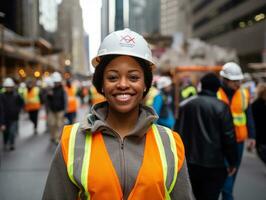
0,107,265,200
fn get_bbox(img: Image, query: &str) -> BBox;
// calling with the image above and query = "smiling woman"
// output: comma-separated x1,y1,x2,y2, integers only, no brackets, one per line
42,29,194,200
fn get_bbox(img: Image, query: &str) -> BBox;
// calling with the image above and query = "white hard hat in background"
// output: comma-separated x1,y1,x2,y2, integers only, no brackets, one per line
3,77,15,87
52,72,62,83
43,76,54,87
91,28,155,68
157,76,172,89
220,62,244,81
19,82,26,88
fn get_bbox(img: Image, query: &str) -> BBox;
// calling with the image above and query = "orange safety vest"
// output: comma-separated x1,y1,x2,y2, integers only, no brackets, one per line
65,86,78,113
217,88,249,142
24,87,41,111
89,86,106,105
61,123,184,200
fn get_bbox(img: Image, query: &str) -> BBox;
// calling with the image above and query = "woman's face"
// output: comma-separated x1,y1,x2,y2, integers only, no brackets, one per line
103,56,146,114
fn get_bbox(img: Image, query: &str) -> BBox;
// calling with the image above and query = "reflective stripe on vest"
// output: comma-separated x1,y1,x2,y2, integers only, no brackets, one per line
217,88,249,142
181,86,197,99
232,112,247,126
62,123,180,199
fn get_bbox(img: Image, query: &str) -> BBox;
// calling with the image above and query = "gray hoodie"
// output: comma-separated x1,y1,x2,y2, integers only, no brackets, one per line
42,102,194,200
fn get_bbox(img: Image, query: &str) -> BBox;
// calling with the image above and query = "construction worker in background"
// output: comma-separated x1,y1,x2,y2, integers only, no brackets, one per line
18,82,27,98
252,83,266,165
0,78,24,150
23,79,42,135
179,77,197,102
47,72,67,144
175,73,237,200
153,76,175,129
88,85,106,106
42,76,54,133
217,62,256,200
64,79,78,124
43,28,194,199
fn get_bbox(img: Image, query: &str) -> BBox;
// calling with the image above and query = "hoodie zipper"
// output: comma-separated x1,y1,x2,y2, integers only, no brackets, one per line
119,137,126,196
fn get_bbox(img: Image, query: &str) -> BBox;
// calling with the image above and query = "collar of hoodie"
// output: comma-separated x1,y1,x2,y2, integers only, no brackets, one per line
80,101,158,138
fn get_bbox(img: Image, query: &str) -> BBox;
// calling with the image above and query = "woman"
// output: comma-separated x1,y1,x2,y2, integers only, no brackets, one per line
42,28,193,200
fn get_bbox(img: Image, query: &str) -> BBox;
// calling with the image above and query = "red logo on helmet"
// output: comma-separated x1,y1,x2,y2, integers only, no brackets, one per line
120,35,135,47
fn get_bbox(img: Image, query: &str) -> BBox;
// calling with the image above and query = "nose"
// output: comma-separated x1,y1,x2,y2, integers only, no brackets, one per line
117,76,129,89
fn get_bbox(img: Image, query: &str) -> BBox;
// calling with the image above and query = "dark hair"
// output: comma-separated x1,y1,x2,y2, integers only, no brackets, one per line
92,55,153,97
200,72,221,93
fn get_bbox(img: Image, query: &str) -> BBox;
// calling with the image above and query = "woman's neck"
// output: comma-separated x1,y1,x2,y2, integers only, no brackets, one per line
106,107,139,138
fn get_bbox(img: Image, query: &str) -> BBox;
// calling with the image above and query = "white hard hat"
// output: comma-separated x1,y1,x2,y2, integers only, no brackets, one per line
157,76,172,89
91,28,155,68
3,77,15,87
19,82,26,88
52,72,62,83
220,62,244,81
44,76,54,87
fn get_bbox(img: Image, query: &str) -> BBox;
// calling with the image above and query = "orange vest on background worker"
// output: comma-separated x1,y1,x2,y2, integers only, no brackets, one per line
61,123,184,199
65,86,78,113
89,86,106,105
217,87,249,142
23,87,41,112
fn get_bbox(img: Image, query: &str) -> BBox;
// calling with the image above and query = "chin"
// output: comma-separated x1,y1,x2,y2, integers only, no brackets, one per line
110,103,139,114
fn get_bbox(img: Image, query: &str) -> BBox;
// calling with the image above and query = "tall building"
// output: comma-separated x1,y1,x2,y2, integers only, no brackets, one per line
101,0,110,39
191,0,266,65
129,0,160,34
115,0,124,30
57,0,88,74
1,0,39,37
160,0,192,37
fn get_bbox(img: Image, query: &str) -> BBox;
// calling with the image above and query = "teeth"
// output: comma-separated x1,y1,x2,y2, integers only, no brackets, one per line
115,94,131,101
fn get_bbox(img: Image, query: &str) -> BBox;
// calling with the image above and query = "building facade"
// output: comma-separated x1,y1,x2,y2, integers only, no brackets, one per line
191,0,266,65
160,0,192,37
57,0,88,74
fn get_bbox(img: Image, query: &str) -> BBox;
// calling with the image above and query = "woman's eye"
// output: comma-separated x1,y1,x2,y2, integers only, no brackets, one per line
107,75,118,81
129,75,140,81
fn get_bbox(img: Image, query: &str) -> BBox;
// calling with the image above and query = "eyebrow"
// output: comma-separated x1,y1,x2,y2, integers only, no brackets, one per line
105,69,142,73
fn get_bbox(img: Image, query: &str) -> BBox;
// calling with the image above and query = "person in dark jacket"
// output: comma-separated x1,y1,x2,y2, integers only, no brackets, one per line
0,78,24,150
252,83,266,164
47,72,67,144
175,73,238,200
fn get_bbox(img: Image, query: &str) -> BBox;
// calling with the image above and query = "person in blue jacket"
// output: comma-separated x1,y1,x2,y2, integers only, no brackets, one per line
153,76,175,129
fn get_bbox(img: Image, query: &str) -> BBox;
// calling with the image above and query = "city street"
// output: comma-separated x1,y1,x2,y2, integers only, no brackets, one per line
0,106,265,200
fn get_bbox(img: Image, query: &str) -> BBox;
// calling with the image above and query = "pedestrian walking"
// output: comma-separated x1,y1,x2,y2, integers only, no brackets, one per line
43,28,194,200
252,83,266,164
218,62,256,200
175,73,238,200
23,79,41,135
64,79,78,124
47,72,67,144
152,76,175,129
0,78,24,151
42,76,54,133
